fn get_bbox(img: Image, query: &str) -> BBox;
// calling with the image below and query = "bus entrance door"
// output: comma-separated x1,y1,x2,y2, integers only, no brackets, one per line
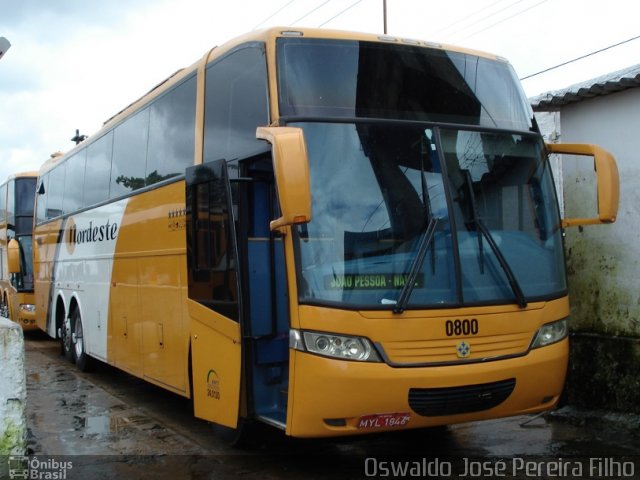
185,161,242,428
237,158,290,430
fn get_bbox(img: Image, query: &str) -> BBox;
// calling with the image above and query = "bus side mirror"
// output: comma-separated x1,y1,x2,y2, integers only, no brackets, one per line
546,143,619,227
256,126,312,232
8,238,20,274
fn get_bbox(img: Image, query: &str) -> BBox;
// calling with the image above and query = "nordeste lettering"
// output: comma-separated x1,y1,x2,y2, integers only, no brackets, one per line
69,219,118,245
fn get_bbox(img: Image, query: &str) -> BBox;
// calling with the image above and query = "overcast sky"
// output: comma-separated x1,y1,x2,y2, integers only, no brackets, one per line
1,0,639,183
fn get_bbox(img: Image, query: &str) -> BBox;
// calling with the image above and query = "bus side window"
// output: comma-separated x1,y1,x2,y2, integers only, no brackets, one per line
203,43,270,165
146,75,196,186
62,151,86,213
83,131,112,208
186,161,240,322
111,108,149,196
35,176,47,224
46,162,65,219
0,183,6,223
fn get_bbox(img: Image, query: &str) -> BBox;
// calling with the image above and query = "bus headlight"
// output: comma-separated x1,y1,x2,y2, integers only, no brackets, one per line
20,304,35,313
290,329,381,362
530,319,568,349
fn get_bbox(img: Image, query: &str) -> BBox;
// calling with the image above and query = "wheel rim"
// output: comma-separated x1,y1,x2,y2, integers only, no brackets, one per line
63,317,72,353
73,314,84,359
0,296,8,318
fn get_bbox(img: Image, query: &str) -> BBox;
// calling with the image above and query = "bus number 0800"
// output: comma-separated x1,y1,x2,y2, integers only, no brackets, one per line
445,319,479,336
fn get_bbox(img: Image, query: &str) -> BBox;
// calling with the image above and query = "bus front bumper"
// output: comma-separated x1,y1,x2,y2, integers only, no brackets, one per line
286,338,568,437
17,310,38,331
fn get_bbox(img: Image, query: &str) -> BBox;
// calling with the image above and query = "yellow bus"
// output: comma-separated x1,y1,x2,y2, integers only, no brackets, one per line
0,172,38,330
31,27,619,441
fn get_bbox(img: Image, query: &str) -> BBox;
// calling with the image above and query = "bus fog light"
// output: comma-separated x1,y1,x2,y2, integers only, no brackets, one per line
531,319,568,349
297,330,381,362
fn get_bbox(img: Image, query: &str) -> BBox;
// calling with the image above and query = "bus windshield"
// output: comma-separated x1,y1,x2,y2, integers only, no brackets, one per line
277,38,534,131
15,235,34,291
291,122,566,309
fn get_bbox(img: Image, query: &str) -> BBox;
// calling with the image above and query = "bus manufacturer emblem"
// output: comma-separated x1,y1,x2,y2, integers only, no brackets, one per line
456,341,471,358
206,369,220,400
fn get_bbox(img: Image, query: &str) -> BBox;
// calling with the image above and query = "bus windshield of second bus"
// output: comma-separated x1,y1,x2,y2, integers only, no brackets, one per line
1,173,37,326
11,176,37,292
277,38,565,311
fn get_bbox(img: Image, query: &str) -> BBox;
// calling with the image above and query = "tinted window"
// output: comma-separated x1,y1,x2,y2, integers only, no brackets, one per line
146,75,196,185
62,151,86,213
186,161,239,321
35,176,47,224
277,38,533,131
15,178,36,216
203,45,269,163
6,180,14,224
46,164,65,219
111,108,149,195
0,184,6,221
83,132,113,207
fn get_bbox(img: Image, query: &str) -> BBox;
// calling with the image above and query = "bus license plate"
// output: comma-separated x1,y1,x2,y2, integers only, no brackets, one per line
357,412,411,429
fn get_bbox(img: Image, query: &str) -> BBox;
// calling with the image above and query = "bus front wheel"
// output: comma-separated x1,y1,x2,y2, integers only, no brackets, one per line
0,293,9,318
212,417,261,449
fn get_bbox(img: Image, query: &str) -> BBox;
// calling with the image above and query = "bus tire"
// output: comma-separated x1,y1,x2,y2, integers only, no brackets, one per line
71,308,93,372
60,314,75,363
212,417,260,449
0,293,8,318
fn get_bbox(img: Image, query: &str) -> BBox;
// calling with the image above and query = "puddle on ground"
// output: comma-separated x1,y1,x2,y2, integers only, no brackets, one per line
71,414,155,435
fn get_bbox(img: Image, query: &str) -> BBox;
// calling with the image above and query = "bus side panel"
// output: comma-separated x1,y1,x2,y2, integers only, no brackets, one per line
140,254,187,391
52,203,126,361
109,181,189,395
33,219,64,337
109,257,142,376
188,299,242,428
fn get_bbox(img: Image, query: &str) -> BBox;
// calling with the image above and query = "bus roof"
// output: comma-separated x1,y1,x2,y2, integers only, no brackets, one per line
4,171,38,183
100,27,506,130
40,27,509,176
262,26,505,61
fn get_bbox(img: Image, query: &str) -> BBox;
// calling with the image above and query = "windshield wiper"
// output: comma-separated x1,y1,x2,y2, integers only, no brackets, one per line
392,139,438,314
420,138,437,274
461,171,527,309
393,216,438,314
475,221,527,308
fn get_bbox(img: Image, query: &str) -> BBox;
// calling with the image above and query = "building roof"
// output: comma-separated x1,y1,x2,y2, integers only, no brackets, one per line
530,64,640,112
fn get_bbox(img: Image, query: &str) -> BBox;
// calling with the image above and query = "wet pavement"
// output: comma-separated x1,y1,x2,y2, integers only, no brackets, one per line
6,331,640,479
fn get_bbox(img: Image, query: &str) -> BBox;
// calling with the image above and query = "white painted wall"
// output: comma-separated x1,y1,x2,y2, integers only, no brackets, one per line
0,316,27,455
535,111,564,213
556,88,640,336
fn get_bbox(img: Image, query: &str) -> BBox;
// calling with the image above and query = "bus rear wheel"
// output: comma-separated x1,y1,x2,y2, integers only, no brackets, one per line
60,315,74,363
71,309,93,372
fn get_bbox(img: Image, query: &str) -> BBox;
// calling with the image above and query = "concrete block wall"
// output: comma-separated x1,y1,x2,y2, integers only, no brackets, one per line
0,317,27,455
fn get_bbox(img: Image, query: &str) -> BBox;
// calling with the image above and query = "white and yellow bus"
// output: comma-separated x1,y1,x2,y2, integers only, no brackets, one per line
1,172,38,330
31,27,619,441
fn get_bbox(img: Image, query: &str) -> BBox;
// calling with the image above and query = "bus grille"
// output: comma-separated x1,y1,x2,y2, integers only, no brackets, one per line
383,332,532,365
408,378,516,417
